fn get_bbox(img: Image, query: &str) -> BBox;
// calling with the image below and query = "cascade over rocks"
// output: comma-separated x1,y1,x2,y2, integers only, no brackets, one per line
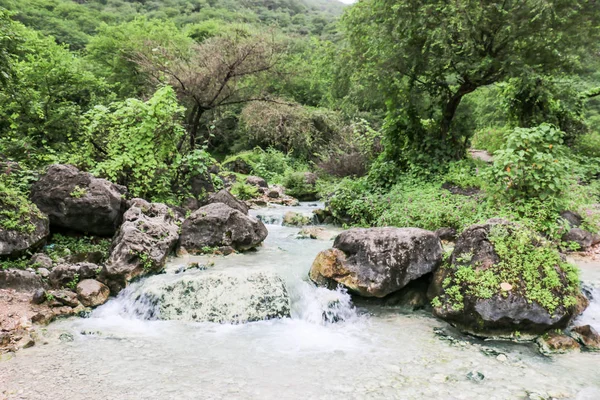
207,189,249,214
31,164,128,236
178,203,268,253
429,219,587,336
129,270,291,323
104,199,182,294
309,227,443,298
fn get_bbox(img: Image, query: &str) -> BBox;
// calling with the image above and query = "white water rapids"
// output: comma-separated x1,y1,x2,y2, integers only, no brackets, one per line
1,203,599,399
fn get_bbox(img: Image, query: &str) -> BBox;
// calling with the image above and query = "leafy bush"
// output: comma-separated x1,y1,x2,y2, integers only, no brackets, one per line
470,127,508,153
230,182,258,200
0,180,45,234
44,234,111,263
486,124,574,208
282,171,318,200
443,159,487,190
76,86,186,201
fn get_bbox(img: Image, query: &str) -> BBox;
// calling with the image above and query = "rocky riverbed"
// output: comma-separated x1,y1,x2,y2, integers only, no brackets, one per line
1,203,599,400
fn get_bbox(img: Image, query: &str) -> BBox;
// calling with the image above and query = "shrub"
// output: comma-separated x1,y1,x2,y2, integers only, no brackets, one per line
282,171,318,200
0,180,45,234
470,127,508,153
230,182,259,200
486,124,574,208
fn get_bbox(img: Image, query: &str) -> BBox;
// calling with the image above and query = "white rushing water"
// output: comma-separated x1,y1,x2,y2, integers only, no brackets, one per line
1,203,600,400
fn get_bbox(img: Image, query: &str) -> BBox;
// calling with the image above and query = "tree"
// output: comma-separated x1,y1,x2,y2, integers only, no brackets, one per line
344,0,600,164
133,28,284,149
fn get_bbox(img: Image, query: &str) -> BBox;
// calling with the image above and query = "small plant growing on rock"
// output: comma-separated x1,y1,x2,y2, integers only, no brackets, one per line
70,185,87,198
66,273,80,290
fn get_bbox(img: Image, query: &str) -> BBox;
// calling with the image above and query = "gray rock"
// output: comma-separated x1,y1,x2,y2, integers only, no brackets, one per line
31,288,46,304
49,289,80,308
31,164,127,236
130,270,291,323
76,279,110,307
48,262,99,288
309,227,443,298
562,227,593,250
104,199,181,294
207,189,248,214
0,209,49,258
37,268,50,279
0,269,44,292
246,176,268,188
223,158,252,174
435,227,457,241
30,253,53,270
560,210,583,228
178,203,268,253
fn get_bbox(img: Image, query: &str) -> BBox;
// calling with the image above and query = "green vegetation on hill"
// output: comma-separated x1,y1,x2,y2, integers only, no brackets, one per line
0,0,600,248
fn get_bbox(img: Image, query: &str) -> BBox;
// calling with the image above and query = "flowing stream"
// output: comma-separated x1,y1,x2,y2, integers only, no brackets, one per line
1,203,600,399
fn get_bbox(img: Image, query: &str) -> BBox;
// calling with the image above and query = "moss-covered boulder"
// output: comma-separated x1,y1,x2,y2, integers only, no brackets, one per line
429,219,587,337
0,182,49,258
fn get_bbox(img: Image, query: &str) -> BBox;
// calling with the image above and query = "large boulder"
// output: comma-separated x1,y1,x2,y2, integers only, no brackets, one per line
104,199,181,293
178,203,268,253
0,269,44,292
31,164,127,236
76,279,110,307
128,270,290,323
207,189,248,214
48,262,99,288
0,191,49,258
429,220,587,336
562,228,593,250
309,227,443,298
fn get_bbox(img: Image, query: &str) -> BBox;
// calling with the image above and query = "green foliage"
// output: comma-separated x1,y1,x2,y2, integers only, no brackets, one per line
282,171,317,200
230,182,259,200
44,234,111,263
343,0,600,165
486,124,574,207
439,225,580,313
0,255,30,270
0,180,44,233
471,127,508,153
70,185,87,199
66,273,79,290
443,159,486,190
76,86,185,201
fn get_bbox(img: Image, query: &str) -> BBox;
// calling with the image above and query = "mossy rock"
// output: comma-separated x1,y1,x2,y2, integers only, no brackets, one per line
429,219,587,337
0,182,49,258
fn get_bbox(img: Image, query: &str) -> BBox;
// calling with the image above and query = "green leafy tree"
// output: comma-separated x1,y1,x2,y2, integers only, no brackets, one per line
343,0,600,164
77,86,186,200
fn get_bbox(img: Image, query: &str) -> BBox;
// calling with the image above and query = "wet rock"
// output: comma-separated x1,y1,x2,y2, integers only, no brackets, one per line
132,270,291,323
267,189,280,199
31,164,128,236
466,370,485,382
59,333,74,342
31,288,46,305
297,227,338,241
0,206,49,258
430,219,587,336
562,228,593,250
179,203,268,254
48,263,99,288
310,227,443,298
246,176,268,188
536,333,580,355
0,269,44,292
283,211,312,227
76,279,109,307
29,253,53,270
207,189,248,214
104,199,181,294
560,211,582,228
570,325,600,351
435,227,457,242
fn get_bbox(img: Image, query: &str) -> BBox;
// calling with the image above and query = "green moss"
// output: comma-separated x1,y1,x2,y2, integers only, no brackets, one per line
441,225,580,313
0,181,44,234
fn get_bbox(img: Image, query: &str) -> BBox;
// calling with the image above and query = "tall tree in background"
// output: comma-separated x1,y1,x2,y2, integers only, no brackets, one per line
134,29,284,150
344,0,600,165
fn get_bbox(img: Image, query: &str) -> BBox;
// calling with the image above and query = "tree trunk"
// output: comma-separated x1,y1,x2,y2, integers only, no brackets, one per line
439,81,477,158
187,105,206,151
